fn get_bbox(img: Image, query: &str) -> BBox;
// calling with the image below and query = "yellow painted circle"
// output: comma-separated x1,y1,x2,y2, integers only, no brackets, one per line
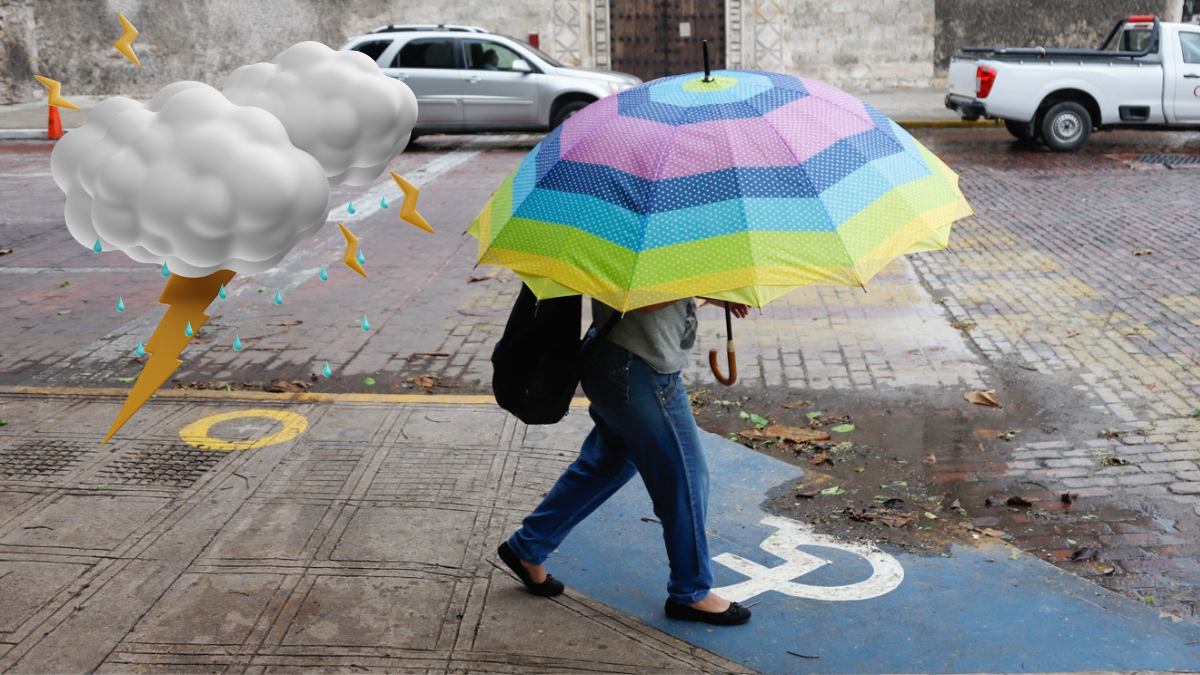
179,409,308,451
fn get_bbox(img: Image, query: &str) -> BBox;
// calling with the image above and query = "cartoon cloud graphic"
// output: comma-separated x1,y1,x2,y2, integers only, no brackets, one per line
51,81,332,278
48,43,422,446
222,41,419,187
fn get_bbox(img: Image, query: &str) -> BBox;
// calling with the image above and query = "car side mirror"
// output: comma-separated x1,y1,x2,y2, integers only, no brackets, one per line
511,59,532,73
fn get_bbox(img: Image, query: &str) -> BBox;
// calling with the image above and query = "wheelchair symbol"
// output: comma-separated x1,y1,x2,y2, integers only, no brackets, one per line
712,515,905,603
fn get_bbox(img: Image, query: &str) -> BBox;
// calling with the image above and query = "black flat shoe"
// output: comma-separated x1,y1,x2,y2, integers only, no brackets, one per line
664,598,752,625
497,542,565,597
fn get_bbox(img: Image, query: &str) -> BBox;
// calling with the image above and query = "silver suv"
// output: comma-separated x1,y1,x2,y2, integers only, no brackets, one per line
339,25,641,140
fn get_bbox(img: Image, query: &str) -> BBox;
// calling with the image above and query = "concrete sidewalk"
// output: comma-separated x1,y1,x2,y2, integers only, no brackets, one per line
2,390,1199,674
0,87,982,140
0,390,745,674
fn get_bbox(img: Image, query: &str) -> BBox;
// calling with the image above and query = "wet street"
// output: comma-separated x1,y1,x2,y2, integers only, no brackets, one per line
3,126,1200,624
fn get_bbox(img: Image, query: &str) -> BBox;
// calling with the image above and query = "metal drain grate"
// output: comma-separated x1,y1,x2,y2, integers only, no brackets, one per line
1134,155,1200,166
0,440,92,480
99,443,226,488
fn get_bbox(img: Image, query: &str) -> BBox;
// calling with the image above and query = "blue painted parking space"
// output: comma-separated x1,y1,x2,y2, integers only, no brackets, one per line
553,432,1200,673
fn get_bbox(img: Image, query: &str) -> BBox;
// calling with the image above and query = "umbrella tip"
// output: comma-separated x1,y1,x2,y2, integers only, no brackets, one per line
702,39,713,82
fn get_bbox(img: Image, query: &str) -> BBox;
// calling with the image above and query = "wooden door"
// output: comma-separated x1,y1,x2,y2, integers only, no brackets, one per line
611,0,725,82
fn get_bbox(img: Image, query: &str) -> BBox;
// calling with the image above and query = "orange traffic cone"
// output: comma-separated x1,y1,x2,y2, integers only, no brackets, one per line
47,105,63,141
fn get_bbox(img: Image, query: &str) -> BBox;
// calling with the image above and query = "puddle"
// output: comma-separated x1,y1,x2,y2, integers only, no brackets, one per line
692,368,1198,622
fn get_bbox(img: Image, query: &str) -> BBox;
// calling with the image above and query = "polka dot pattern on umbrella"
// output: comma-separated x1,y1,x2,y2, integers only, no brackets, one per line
466,69,973,312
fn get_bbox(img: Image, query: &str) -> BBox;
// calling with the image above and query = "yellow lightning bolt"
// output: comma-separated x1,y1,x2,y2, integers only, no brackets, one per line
113,13,141,66
33,76,79,111
102,269,235,446
391,172,433,233
338,223,367,278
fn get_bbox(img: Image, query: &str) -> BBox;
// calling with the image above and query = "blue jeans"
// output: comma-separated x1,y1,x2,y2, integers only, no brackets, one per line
507,339,713,604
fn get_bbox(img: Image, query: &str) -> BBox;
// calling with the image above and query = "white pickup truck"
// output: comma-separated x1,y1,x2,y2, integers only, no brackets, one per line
945,16,1200,151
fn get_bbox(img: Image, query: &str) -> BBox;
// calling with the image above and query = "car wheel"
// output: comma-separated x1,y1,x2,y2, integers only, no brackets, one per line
551,101,591,130
1004,119,1032,141
1040,102,1091,152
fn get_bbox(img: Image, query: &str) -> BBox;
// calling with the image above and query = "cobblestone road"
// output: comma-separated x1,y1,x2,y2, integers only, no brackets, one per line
905,127,1200,623
4,127,1200,623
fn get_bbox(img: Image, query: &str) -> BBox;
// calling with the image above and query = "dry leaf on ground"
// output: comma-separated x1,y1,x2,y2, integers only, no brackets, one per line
923,453,937,466
781,400,814,410
964,389,1000,407
761,425,831,443
978,527,1008,538
268,380,314,393
809,452,833,466
878,513,918,528
1133,249,1154,256
269,320,303,326
0,248,12,255
973,429,1007,438
407,374,439,391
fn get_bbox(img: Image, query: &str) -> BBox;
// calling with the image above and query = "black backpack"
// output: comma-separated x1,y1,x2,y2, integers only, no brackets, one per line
491,284,619,425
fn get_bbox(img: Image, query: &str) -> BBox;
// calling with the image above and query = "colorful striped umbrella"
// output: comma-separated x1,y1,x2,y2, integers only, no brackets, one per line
468,68,973,381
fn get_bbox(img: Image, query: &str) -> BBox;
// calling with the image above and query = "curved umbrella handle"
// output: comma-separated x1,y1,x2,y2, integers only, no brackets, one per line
709,341,737,385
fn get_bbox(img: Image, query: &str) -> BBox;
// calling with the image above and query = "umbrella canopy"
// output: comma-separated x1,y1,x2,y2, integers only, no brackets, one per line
468,69,973,313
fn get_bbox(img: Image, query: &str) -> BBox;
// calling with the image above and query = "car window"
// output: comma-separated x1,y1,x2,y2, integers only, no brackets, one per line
464,40,526,71
349,39,393,63
1181,31,1200,63
500,36,564,68
396,39,457,69
1121,29,1159,53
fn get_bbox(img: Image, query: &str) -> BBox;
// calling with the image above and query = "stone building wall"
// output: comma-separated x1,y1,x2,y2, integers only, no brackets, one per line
0,0,563,104
934,0,1175,76
729,0,935,89
1,0,1193,104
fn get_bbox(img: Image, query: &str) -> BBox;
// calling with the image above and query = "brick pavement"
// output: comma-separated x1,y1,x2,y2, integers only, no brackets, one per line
0,135,988,397
904,127,1200,622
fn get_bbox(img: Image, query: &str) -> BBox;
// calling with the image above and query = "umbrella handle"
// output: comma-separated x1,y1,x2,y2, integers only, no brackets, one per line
709,341,737,386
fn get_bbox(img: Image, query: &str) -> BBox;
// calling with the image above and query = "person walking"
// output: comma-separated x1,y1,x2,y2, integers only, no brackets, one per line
498,296,753,626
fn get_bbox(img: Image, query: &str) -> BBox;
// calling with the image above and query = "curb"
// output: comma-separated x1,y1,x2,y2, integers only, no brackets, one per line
895,119,1003,129
0,128,57,140
0,384,588,407
0,122,998,140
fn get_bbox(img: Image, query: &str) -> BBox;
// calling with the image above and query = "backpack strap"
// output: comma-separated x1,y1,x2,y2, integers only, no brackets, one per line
580,309,622,358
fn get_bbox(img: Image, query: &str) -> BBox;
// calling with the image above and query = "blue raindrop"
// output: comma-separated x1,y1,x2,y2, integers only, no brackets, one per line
184,321,194,337
356,250,365,265
274,290,283,305
380,196,388,209
233,334,242,351
218,284,227,299
160,262,170,278
135,341,145,357
93,238,102,253
319,266,328,281
116,297,124,312
361,315,370,331
322,361,332,377
348,201,355,214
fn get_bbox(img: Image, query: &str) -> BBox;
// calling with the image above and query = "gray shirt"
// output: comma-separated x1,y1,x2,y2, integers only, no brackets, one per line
592,298,697,374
